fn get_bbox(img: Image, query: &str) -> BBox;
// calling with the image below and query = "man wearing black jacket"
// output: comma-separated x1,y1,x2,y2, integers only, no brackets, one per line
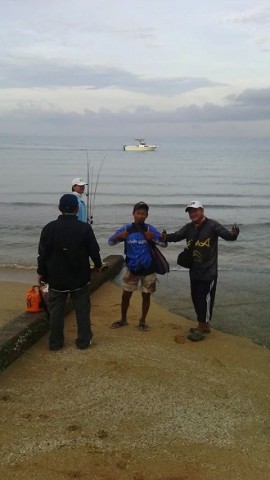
163,201,240,342
37,194,102,350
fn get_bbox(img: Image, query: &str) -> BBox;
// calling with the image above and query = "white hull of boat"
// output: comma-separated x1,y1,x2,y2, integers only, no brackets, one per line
123,145,157,151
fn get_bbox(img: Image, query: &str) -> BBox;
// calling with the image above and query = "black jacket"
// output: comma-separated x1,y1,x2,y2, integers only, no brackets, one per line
166,218,238,282
37,215,102,290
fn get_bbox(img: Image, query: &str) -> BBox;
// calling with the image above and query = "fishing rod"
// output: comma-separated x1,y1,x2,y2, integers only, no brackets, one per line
88,165,94,224
86,149,91,224
85,152,108,271
91,155,105,222
85,150,105,225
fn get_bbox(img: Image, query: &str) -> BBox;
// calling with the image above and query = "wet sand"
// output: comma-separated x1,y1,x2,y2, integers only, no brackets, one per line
0,280,270,480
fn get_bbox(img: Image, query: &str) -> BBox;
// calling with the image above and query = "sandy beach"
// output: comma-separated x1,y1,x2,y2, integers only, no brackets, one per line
0,281,31,327
0,279,270,480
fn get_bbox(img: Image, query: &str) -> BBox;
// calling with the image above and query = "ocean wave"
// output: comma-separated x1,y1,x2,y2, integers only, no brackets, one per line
0,224,42,232
106,202,270,210
0,201,54,207
87,189,270,199
0,263,36,270
0,200,269,211
0,145,120,152
166,265,270,274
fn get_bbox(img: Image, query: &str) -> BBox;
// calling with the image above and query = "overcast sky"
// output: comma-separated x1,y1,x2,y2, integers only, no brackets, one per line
1,0,270,137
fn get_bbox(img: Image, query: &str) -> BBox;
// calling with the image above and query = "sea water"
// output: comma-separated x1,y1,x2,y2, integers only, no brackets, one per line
0,135,269,346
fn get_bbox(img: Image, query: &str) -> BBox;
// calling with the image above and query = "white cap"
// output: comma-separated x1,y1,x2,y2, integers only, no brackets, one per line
185,200,204,212
71,177,88,187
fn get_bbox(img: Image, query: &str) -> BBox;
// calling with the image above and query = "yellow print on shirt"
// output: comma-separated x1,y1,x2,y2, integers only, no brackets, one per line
193,249,203,262
194,237,211,248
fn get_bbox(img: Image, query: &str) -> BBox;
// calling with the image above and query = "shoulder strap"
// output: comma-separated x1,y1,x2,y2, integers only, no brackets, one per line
127,223,147,236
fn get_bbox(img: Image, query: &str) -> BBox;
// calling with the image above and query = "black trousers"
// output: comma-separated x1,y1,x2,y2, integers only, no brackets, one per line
190,277,217,323
48,284,92,349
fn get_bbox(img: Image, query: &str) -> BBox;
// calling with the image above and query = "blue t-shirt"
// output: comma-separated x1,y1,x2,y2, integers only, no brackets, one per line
108,223,162,274
72,193,87,223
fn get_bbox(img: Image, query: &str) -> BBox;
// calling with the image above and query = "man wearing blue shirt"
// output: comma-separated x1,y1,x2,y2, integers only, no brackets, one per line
71,177,87,222
108,201,163,331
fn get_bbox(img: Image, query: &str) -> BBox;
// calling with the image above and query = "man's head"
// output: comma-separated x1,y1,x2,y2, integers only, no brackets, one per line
71,177,87,194
185,200,205,224
59,194,79,214
133,201,149,224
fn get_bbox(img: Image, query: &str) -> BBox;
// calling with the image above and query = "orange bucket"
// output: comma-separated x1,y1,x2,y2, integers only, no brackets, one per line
26,285,44,313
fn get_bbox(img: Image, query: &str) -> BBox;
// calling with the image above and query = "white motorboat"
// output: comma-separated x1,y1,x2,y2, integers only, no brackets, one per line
123,139,158,151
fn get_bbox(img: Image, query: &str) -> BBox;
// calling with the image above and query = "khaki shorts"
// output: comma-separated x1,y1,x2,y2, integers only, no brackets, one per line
122,268,156,294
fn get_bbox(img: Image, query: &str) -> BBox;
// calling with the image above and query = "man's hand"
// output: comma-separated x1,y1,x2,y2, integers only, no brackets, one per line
161,229,167,241
231,224,240,237
37,274,43,285
93,267,102,273
114,228,129,242
144,227,155,241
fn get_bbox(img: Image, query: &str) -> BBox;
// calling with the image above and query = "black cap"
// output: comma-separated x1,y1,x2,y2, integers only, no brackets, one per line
59,194,79,213
133,201,149,213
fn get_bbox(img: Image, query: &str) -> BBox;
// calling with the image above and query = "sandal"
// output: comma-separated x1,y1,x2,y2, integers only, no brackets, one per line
138,323,150,332
187,330,205,342
190,327,210,334
110,320,129,329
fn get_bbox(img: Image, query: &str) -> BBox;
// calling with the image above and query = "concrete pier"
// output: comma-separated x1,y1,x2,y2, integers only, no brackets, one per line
0,254,124,371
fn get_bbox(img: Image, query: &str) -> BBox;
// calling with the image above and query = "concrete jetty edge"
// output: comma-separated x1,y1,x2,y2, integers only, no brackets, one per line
0,254,124,372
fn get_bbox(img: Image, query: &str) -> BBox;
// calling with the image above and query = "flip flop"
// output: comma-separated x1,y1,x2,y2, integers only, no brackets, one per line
187,330,205,342
138,323,150,332
110,321,129,329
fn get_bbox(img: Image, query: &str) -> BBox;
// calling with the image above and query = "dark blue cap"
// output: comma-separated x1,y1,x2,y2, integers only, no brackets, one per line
133,201,149,213
59,194,79,213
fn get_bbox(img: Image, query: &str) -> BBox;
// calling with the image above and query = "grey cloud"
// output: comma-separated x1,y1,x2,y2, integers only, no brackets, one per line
226,87,270,105
1,87,270,136
0,58,223,95
2,90,270,125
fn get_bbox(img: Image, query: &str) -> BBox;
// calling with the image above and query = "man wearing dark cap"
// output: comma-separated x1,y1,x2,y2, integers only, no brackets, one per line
108,201,164,331
163,200,240,341
37,194,102,350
